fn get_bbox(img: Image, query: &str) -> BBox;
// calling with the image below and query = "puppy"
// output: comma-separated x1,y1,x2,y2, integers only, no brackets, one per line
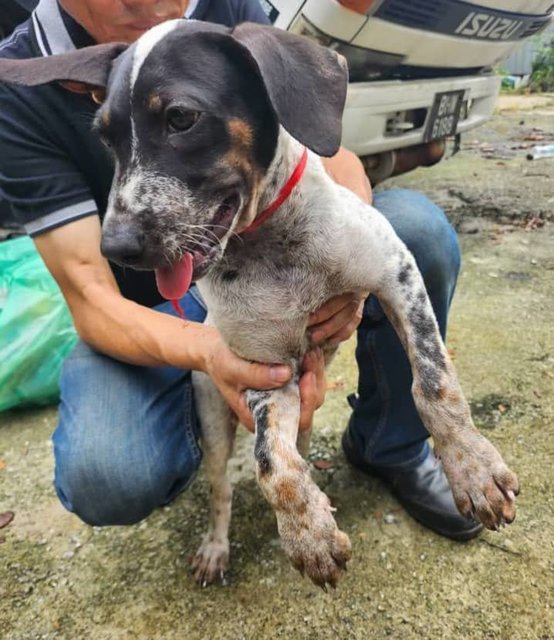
0,20,519,589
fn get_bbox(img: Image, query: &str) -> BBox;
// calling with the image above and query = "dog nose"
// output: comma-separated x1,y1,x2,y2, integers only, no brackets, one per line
101,229,144,264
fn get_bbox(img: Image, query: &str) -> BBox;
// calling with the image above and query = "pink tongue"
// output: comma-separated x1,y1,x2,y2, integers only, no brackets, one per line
155,253,194,301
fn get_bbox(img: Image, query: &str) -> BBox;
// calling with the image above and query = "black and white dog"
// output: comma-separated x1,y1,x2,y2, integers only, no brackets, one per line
0,20,519,589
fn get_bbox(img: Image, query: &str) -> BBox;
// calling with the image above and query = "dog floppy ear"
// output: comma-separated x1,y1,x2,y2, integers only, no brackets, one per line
231,23,348,157
0,42,127,88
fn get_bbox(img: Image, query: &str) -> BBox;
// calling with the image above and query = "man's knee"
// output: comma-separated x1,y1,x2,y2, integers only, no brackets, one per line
373,188,461,296
53,429,199,526
54,341,202,526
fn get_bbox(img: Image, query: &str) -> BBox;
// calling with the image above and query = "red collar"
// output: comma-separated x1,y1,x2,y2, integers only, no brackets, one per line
241,147,308,235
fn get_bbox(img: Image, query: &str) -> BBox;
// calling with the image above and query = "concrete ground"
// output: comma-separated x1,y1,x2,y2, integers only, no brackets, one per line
1,96,553,640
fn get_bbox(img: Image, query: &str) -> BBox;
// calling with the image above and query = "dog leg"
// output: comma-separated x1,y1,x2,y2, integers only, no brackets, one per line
378,278,519,530
337,198,519,529
191,370,237,586
247,385,351,589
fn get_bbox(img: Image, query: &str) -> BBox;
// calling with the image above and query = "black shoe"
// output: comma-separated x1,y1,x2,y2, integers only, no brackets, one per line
342,429,483,541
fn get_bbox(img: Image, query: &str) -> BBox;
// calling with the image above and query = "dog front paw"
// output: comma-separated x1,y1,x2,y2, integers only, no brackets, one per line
190,534,230,587
438,433,519,531
276,488,351,589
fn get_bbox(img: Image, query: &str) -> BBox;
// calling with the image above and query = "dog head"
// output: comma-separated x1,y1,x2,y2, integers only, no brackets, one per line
0,21,348,297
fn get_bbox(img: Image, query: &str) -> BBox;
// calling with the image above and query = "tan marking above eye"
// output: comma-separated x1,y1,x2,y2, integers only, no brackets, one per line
147,93,163,112
227,118,253,150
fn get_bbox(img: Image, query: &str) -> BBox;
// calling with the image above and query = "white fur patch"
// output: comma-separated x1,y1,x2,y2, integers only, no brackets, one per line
118,171,142,208
129,20,181,162
130,19,181,89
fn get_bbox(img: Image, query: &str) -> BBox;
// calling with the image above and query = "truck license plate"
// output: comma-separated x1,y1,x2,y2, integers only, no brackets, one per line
424,90,464,142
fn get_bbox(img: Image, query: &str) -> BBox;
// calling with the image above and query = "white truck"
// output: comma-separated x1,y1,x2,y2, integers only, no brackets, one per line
261,0,553,181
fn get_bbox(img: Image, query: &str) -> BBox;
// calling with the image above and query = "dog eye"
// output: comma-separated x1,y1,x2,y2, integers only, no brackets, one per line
166,107,199,133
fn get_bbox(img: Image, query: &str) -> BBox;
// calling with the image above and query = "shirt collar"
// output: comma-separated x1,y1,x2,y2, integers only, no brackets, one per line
31,0,198,56
32,0,75,55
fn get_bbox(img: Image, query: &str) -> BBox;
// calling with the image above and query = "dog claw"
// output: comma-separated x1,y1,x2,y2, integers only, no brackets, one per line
191,537,230,587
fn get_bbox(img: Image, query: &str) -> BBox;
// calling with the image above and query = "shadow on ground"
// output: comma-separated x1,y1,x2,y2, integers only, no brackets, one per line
1,96,553,640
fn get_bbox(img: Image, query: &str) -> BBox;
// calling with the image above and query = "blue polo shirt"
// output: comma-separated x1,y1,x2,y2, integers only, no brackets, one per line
0,0,270,307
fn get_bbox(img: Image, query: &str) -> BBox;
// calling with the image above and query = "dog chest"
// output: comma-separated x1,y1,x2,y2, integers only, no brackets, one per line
196,251,335,362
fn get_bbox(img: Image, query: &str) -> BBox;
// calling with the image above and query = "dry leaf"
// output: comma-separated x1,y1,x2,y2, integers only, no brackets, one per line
313,459,334,471
0,511,14,529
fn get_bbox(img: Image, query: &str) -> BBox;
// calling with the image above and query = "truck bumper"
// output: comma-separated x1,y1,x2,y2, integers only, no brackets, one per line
343,74,501,155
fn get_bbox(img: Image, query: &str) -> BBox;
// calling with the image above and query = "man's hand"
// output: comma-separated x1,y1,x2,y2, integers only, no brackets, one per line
204,334,327,434
203,331,292,430
308,292,367,347
298,347,326,432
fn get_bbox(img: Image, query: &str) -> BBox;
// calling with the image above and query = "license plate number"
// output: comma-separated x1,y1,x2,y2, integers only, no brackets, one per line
424,90,464,142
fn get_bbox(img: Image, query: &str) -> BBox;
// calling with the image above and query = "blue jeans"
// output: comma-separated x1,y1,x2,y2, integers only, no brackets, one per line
53,289,207,525
53,188,460,525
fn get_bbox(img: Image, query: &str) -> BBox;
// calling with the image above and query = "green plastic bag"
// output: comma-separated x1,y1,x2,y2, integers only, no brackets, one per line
0,236,78,411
